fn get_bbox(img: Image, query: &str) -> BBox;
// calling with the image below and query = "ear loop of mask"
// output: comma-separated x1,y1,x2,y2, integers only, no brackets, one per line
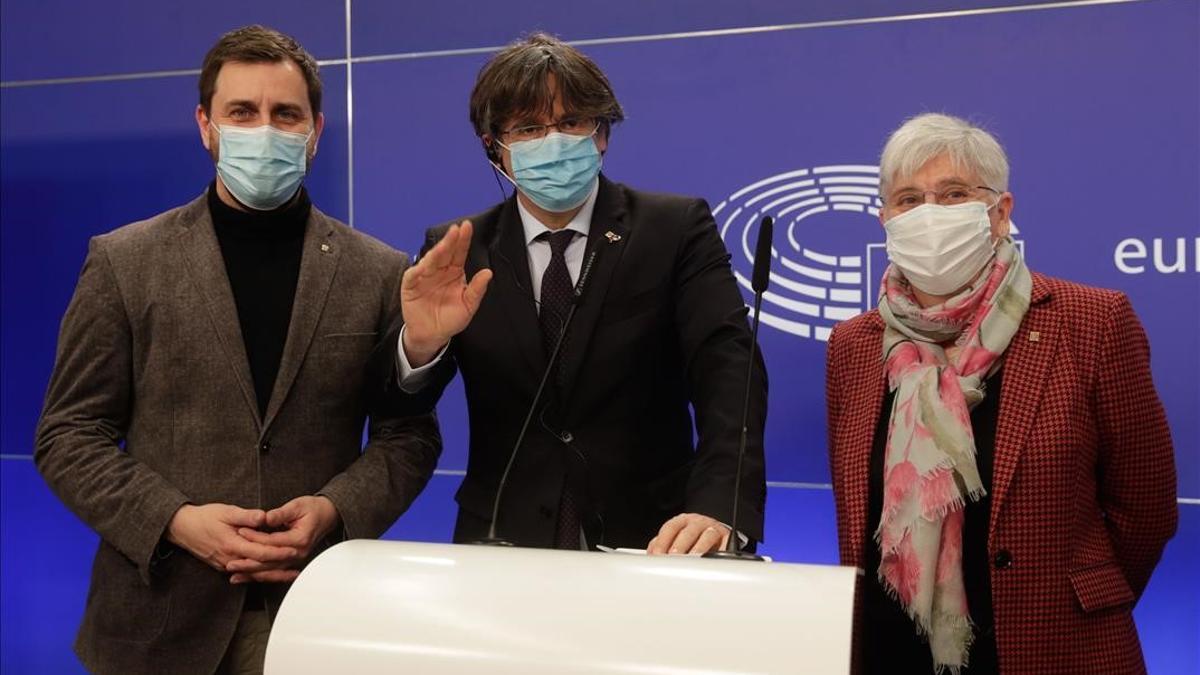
485,138,514,200
982,191,1011,243
207,120,220,154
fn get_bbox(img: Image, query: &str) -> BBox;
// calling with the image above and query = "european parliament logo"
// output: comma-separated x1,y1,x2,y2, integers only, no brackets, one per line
715,165,884,342
717,166,1027,342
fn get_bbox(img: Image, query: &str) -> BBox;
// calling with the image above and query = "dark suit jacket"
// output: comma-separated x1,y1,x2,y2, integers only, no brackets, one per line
826,272,1177,674
35,193,442,675
394,176,767,549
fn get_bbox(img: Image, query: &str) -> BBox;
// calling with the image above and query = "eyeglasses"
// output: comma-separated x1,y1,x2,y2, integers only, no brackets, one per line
497,117,600,149
883,184,1000,213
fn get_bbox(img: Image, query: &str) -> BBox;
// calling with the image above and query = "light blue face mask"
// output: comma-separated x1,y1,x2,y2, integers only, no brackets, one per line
213,123,311,211
499,131,601,212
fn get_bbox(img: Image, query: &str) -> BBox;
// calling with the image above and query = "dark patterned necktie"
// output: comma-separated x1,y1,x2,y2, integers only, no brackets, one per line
538,229,576,359
537,229,581,549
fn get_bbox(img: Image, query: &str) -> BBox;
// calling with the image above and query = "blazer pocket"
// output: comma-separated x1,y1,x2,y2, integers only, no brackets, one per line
89,544,171,643
320,331,379,355
1069,560,1136,612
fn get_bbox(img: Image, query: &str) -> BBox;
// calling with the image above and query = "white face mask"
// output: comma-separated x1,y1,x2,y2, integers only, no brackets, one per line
884,201,997,296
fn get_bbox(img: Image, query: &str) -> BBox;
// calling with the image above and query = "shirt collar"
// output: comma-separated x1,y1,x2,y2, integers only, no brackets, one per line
516,178,599,246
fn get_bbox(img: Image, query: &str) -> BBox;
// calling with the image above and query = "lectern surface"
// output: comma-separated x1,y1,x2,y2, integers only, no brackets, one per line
265,539,856,674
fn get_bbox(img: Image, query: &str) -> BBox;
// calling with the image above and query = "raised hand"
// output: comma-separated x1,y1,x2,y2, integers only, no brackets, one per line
399,220,493,367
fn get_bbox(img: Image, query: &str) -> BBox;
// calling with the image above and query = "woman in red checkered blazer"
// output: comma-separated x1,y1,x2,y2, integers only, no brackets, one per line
825,114,1177,675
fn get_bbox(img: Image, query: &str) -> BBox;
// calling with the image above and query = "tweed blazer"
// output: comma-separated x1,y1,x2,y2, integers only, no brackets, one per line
35,192,442,675
826,272,1177,674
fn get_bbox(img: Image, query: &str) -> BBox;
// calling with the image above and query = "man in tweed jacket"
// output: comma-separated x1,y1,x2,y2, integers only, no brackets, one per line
34,26,440,674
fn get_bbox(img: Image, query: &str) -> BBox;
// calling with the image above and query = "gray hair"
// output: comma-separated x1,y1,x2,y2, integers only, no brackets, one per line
879,113,1009,198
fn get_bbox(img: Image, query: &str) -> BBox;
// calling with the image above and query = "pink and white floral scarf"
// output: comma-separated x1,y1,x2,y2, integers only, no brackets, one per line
875,238,1031,673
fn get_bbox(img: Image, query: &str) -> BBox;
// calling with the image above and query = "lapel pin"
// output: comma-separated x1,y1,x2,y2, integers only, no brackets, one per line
1028,331,1041,342
604,231,621,243
320,243,332,253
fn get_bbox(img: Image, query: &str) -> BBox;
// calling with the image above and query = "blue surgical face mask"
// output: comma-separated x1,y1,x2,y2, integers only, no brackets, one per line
212,123,311,211
496,131,601,212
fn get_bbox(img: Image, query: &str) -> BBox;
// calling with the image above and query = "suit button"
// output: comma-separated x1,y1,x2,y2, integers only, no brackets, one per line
538,506,553,519
258,441,271,454
993,549,1013,569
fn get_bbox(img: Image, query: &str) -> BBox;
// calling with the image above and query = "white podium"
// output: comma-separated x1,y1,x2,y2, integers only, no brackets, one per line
265,540,856,674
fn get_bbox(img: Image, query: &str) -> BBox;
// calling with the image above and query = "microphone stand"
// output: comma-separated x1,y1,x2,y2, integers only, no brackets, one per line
470,248,600,546
705,216,771,562
702,288,766,561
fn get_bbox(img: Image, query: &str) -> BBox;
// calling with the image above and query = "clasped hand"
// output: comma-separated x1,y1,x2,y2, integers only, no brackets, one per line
166,495,340,584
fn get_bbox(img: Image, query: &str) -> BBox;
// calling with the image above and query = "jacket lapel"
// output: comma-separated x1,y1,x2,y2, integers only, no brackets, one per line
261,208,341,433
175,194,261,428
487,197,548,379
558,177,630,403
988,273,1059,540
840,313,886,566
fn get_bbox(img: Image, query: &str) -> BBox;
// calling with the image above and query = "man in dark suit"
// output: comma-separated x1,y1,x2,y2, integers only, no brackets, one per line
393,33,766,554
35,26,440,674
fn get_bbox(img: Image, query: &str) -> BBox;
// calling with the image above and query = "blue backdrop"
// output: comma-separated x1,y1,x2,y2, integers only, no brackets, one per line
2,1,1196,672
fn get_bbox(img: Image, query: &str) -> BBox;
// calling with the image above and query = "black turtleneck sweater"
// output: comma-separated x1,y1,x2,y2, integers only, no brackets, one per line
208,183,311,417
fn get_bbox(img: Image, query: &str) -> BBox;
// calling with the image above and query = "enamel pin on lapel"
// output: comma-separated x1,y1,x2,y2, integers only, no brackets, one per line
604,231,621,243
1028,331,1041,342
320,243,332,253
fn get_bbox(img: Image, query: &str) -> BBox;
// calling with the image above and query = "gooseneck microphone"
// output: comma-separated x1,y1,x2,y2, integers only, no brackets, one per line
471,246,601,546
705,215,772,561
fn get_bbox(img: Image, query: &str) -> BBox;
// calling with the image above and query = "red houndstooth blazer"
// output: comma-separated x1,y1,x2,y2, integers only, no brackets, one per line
826,272,1177,674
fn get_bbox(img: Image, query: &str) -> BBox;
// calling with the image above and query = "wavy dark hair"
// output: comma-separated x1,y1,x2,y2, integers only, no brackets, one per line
469,32,625,144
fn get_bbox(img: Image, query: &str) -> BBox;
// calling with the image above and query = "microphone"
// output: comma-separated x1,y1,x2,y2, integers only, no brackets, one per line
471,247,601,546
705,215,771,561
752,215,772,293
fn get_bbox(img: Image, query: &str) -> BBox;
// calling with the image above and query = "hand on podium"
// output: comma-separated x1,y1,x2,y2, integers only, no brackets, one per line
646,513,731,555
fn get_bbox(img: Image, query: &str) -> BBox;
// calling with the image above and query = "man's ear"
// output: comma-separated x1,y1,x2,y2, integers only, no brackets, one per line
196,105,213,151
309,112,326,158
482,135,499,163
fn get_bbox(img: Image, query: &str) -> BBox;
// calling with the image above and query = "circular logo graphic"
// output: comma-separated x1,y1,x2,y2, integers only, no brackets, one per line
714,165,883,341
